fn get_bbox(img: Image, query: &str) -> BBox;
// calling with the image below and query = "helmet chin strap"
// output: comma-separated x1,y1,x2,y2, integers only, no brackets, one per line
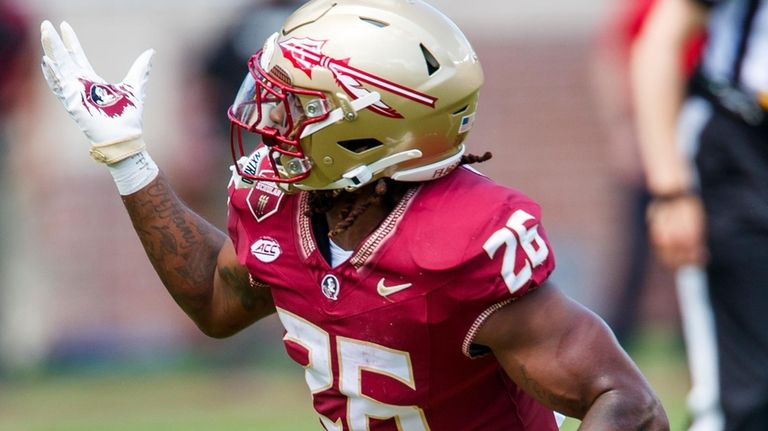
295,149,424,191
391,144,465,182
294,144,466,191
341,149,424,188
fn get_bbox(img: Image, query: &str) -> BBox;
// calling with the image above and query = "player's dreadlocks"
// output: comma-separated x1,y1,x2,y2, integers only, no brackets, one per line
306,152,493,237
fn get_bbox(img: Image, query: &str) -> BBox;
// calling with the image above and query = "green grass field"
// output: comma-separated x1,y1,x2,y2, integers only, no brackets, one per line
0,328,689,431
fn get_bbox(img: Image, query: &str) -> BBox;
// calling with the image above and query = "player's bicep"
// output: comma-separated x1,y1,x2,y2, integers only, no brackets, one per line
474,284,634,418
208,239,276,337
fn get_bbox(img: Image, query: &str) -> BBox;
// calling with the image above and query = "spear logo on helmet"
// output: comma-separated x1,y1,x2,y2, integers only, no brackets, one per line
278,37,438,119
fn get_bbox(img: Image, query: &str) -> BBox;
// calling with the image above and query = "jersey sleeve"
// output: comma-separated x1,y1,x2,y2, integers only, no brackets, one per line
408,171,556,358
463,185,557,357
459,197,555,357
458,193,555,301
477,200,555,296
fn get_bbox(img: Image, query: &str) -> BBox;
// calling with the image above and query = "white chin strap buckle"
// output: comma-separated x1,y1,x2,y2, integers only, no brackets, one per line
341,149,424,189
342,165,373,187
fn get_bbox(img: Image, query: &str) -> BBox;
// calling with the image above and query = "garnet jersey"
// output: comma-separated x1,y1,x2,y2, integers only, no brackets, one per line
227,149,560,431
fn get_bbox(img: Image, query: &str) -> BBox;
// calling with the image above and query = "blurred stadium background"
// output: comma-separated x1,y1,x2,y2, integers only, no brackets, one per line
0,0,689,429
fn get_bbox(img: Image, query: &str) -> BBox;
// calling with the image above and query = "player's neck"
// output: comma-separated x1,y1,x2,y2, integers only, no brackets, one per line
325,197,388,251
323,182,407,251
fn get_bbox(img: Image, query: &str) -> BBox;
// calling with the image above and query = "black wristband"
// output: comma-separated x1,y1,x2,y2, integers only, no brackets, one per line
650,190,694,203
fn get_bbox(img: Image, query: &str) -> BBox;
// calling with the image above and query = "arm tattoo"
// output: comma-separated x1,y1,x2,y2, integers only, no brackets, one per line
217,265,268,312
122,174,227,318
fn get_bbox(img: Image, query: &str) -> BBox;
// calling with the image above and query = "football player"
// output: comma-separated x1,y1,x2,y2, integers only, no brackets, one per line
40,0,669,429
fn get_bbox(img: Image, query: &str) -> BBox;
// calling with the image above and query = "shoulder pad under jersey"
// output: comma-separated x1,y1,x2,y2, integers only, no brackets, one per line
408,168,551,273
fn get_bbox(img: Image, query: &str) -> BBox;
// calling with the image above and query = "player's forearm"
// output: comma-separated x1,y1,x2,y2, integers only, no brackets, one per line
578,389,668,431
631,24,690,194
121,172,228,322
630,0,706,195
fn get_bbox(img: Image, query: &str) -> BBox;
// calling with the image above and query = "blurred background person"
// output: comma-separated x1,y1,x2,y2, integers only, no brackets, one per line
0,0,45,376
591,0,705,348
632,0,768,430
0,0,31,138
0,0,31,265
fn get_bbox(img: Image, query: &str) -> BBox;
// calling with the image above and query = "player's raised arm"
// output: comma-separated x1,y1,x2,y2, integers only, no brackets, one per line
120,175,275,337
474,283,669,430
39,21,274,337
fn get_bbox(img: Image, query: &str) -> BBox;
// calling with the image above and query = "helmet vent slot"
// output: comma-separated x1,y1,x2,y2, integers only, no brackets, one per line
338,138,384,153
359,17,389,28
452,105,469,115
420,44,440,76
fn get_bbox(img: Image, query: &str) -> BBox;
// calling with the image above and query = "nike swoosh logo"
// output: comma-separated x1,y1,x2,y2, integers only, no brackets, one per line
377,278,413,297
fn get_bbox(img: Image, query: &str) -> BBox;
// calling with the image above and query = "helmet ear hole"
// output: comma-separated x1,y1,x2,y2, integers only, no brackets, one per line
420,44,440,76
337,138,384,153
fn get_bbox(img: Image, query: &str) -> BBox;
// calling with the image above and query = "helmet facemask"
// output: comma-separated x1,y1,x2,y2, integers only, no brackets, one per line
229,50,332,185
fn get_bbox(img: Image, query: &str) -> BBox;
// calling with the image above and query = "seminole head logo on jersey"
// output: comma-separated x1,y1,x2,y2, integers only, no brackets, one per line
320,274,341,301
278,37,438,119
79,79,136,118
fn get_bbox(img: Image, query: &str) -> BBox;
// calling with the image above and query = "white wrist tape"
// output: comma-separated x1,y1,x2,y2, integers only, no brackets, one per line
107,150,159,195
90,136,147,164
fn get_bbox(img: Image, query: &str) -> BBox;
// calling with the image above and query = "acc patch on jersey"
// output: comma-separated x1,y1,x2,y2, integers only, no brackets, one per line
250,236,282,263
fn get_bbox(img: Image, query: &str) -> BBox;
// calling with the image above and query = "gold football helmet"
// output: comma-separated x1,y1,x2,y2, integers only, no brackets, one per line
229,0,484,191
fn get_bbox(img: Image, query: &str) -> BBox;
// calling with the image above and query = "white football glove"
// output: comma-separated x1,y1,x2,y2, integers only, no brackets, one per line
40,20,155,164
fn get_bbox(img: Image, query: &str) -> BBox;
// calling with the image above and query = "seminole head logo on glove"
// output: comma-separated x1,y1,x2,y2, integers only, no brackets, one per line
79,78,136,118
